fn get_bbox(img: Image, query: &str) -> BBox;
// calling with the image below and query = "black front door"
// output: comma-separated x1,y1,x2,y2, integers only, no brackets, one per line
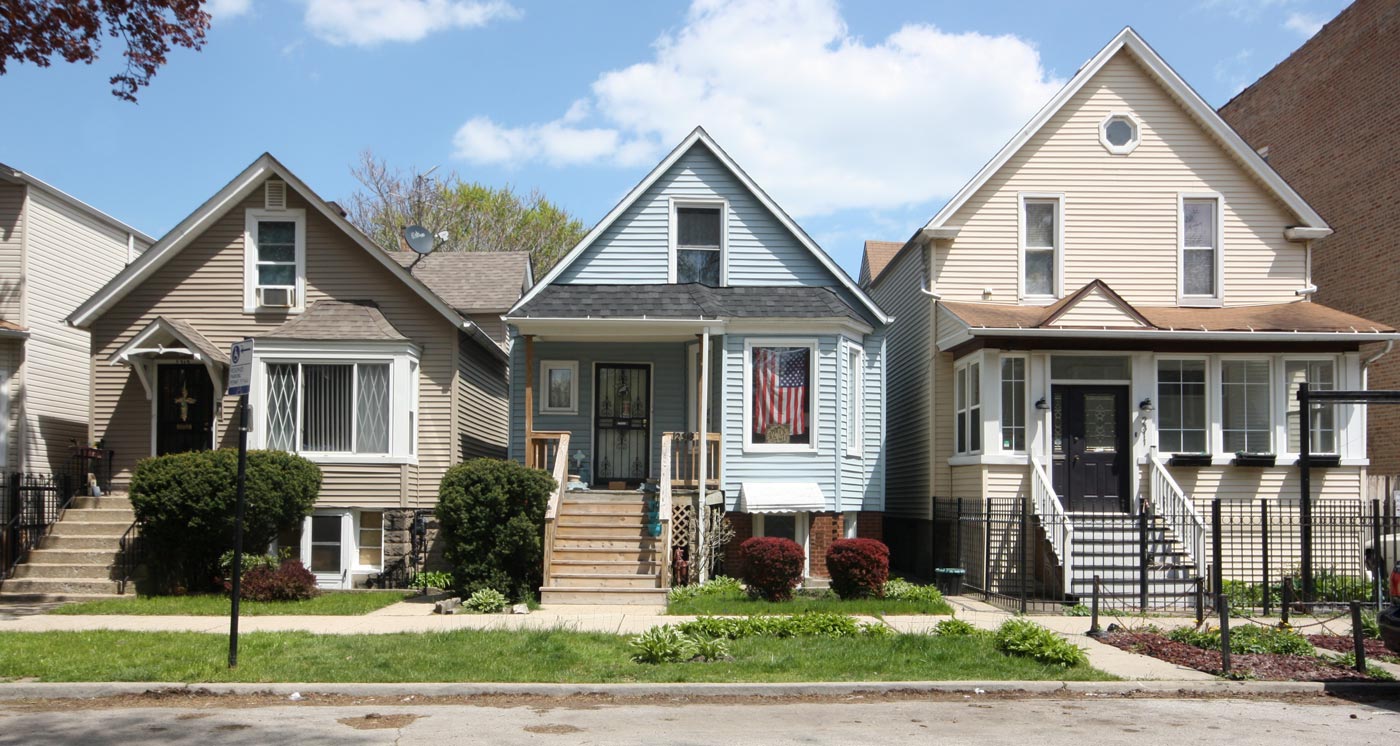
1052,385,1130,513
156,364,214,455
593,364,650,486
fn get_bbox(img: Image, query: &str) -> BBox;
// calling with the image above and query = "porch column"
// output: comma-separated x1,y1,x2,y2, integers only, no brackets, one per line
523,335,535,467
697,330,710,582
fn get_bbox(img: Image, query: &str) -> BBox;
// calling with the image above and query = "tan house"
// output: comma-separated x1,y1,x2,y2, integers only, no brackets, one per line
865,28,1398,604
67,154,529,589
0,163,152,476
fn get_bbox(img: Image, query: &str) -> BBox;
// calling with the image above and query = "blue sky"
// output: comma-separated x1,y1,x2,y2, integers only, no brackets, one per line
0,0,1348,276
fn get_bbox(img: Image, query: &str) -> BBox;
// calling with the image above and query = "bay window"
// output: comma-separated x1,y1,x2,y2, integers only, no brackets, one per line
1221,359,1271,453
956,359,981,454
1000,357,1026,452
1285,360,1337,454
1157,359,1208,453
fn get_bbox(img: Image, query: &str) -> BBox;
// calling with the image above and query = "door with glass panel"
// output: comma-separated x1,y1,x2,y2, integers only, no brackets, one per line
593,364,650,487
1052,385,1130,513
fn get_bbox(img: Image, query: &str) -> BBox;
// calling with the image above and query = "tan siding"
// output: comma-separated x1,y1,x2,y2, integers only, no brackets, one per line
937,53,1305,308
316,463,404,509
1049,288,1147,328
0,339,20,469
456,330,508,461
1177,465,1363,505
950,464,981,500
985,464,1028,500
467,313,507,347
0,183,23,323
90,185,459,508
21,190,131,473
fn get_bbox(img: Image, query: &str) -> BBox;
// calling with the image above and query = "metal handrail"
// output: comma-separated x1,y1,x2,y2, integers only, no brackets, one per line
116,519,144,595
1029,456,1074,593
1147,449,1207,570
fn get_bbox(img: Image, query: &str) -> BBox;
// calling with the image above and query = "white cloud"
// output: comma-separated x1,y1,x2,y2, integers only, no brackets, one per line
451,0,1064,217
206,0,253,19
304,0,520,47
1283,11,1325,37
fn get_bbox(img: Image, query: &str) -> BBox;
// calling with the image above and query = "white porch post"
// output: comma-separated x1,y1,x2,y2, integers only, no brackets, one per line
697,329,710,582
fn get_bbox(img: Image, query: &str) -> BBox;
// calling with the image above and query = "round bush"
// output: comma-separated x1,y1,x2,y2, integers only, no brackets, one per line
737,536,805,601
130,449,321,593
825,538,890,599
435,458,556,602
237,559,319,602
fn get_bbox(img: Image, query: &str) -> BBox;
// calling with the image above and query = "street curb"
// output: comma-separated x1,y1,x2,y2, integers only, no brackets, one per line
1,680,1398,700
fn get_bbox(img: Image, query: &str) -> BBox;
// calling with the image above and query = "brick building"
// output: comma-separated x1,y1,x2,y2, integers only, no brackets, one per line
1220,0,1400,473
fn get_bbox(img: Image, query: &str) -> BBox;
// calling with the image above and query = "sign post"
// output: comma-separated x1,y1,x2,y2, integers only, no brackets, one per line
226,339,253,668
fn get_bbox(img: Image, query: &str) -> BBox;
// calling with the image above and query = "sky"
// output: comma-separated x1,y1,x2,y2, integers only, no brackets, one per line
0,0,1351,277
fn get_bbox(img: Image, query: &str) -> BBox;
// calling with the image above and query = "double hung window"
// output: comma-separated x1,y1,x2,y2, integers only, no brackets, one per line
1285,360,1337,454
749,345,812,447
1181,197,1221,301
674,205,723,286
1157,360,1208,453
1021,197,1061,298
1221,360,1271,453
955,361,982,454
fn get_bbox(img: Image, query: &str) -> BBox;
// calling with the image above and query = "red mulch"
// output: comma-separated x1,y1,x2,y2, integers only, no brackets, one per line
1307,634,1397,661
1100,631,1380,681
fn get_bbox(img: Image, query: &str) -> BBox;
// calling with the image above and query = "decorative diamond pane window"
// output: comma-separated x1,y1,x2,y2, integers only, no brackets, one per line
356,364,390,454
265,364,298,451
265,361,398,457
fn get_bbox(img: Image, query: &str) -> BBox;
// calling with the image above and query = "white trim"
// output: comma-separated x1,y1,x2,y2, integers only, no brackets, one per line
1153,355,1211,455
1017,192,1065,302
947,453,1029,467
0,367,9,471
752,512,811,578
1278,356,1341,457
742,338,819,454
667,197,729,286
921,27,1328,234
844,341,864,459
353,509,384,573
539,360,579,415
1218,355,1274,455
0,163,154,245
998,353,1029,454
508,128,891,324
944,327,1400,345
954,353,984,456
588,360,656,484
1098,111,1142,155
302,510,353,589
243,208,306,313
1177,193,1224,306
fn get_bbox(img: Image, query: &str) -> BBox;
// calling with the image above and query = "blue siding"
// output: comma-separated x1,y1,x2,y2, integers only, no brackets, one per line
838,330,886,511
556,145,835,287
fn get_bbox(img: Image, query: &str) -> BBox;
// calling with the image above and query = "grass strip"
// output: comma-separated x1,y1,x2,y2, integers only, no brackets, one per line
48,592,412,617
667,595,952,616
0,629,1112,683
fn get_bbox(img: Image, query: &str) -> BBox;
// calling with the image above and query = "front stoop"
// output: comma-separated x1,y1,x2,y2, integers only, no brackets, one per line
0,494,134,602
540,491,668,607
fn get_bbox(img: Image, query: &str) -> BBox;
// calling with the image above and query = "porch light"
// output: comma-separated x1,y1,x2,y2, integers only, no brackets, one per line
1035,397,1049,411
1139,397,1154,412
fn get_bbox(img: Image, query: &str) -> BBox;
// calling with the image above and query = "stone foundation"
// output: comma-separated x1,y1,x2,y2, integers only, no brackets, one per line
380,509,451,586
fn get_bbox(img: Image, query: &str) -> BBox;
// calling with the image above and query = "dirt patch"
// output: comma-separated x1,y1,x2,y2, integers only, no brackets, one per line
174,713,212,721
523,724,584,734
1101,631,1383,681
213,723,250,732
338,713,422,730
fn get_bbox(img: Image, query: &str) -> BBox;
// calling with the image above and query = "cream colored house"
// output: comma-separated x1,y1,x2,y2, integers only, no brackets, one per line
865,28,1398,604
0,163,152,476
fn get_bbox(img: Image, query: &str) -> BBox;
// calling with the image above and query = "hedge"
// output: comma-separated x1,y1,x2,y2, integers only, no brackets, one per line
737,536,805,601
825,538,889,599
434,458,556,602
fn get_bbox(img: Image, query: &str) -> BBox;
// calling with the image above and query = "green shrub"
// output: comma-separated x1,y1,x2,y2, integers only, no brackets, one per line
1167,624,1313,656
675,613,889,640
410,571,454,591
1312,571,1373,603
236,559,319,602
131,449,321,592
218,550,281,578
629,626,697,664
465,588,509,614
1220,579,1282,611
882,578,945,604
435,458,555,602
934,618,980,637
668,576,744,603
689,634,732,662
1063,604,1092,617
993,618,1087,667
1360,610,1381,640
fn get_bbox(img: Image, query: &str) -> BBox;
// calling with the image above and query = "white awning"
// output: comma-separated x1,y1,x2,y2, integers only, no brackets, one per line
738,482,825,513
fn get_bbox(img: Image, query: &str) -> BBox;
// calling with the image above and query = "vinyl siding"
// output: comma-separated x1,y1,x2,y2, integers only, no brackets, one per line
555,145,833,287
467,313,507,347
457,329,508,461
22,190,132,473
936,52,1306,307
867,245,932,519
90,184,463,508
932,313,959,498
0,183,23,323
0,339,20,470
1177,465,1363,505
838,329,886,511
1048,287,1148,328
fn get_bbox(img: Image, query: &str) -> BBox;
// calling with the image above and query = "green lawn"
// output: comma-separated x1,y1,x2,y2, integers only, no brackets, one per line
49,592,412,616
667,594,953,616
0,629,1112,683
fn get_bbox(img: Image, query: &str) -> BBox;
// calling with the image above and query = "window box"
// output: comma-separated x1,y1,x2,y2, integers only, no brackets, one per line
1295,454,1341,468
1168,453,1213,467
1231,452,1276,467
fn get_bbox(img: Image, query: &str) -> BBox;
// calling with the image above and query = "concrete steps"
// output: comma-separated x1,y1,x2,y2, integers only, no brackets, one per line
0,493,133,602
541,491,666,606
1064,513,1200,608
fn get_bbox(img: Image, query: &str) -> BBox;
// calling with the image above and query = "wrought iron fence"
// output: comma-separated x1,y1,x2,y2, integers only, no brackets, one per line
0,447,117,586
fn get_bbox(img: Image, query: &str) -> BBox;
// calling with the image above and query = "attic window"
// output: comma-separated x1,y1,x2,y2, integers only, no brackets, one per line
1099,113,1141,155
671,200,726,286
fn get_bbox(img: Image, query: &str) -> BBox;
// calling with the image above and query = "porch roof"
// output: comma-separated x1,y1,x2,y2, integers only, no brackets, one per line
261,300,409,342
0,319,29,339
110,317,229,366
508,284,870,323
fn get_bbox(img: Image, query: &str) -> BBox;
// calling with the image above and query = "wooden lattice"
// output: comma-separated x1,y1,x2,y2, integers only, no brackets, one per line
671,502,696,552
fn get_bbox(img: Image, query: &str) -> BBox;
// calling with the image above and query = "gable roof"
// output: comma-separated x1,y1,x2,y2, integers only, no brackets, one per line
261,300,409,342
859,240,903,287
1,162,155,246
1039,280,1154,329
109,317,229,366
509,127,891,324
923,27,1329,235
65,153,506,360
388,251,532,313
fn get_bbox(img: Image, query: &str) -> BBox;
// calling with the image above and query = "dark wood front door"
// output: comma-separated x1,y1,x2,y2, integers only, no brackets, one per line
1052,385,1130,513
593,364,651,487
156,364,214,455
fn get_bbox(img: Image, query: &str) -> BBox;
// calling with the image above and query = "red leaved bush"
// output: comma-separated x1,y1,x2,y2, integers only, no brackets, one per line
825,538,890,599
738,536,805,601
226,559,319,602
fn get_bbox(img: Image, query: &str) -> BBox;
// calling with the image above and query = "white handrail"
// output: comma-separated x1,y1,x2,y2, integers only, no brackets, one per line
1146,449,1207,570
1028,457,1073,594
659,433,674,588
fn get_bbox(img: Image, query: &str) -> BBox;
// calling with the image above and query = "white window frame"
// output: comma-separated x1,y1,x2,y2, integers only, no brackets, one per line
1178,193,1224,307
1098,111,1142,155
753,512,810,578
1279,356,1340,457
742,338,819,454
1218,356,1274,455
667,197,728,286
1154,356,1211,455
538,360,579,415
301,510,351,588
845,342,864,458
251,341,419,465
243,208,307,313
1018,193,1064,303
955,357,983,456
355,510,384,572
999,354,1028,454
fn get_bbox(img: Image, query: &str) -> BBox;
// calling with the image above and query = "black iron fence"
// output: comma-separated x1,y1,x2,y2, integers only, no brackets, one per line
0,448,117,585
933,495,1397,614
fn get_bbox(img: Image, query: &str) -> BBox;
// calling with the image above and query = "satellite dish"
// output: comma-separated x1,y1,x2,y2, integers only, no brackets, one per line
404,225,435,255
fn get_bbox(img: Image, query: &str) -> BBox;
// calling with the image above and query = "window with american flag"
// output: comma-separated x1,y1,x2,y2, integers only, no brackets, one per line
750,345,812,446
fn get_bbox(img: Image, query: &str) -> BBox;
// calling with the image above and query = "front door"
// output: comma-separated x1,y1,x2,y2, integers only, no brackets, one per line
156,364,214,455
593,364,651,487
1052,385,1130,513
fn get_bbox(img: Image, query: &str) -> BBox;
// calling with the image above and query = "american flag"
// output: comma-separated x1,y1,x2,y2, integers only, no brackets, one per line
754,347,808,436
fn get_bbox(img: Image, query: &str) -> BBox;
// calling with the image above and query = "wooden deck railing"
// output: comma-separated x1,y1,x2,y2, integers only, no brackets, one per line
666,432,720,489
659,432,674,588
530,430,571,586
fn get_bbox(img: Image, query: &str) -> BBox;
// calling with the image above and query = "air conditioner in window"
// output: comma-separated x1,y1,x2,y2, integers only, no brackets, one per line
258,286,296,308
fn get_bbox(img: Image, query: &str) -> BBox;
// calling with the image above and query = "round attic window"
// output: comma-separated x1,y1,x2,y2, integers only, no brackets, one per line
1099,113,1141,154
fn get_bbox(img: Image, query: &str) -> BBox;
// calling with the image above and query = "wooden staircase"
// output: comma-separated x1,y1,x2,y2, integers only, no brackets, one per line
539,491,667,605
0,494,133,601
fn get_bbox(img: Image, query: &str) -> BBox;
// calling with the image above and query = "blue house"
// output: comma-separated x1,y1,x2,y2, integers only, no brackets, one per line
505,128,891,603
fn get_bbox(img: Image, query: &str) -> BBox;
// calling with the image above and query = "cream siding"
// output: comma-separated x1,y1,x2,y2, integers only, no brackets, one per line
935,53,1306,307
0,340,20,469
1048,288,1148,328
0,183,24,323
90,185,461,508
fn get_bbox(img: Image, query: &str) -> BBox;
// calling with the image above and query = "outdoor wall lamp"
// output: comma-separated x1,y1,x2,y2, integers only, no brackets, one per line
1035,397,1049,411
1139,397,1154,412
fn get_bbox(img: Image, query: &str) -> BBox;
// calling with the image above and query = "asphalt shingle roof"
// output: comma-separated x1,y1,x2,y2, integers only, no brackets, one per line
510,284,869,323
860,240,905,286
388,251,530,313
262,300,409,341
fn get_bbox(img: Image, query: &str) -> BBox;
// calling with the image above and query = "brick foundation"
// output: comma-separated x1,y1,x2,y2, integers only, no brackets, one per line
722,511,887,579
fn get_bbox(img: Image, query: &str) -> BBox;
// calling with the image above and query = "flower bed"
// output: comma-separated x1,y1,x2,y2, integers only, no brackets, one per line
1307,634,1400,663
1101,630,1384,681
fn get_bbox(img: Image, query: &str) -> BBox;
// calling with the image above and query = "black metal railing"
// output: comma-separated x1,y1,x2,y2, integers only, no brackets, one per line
0,448,118,587
116,519,144,595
